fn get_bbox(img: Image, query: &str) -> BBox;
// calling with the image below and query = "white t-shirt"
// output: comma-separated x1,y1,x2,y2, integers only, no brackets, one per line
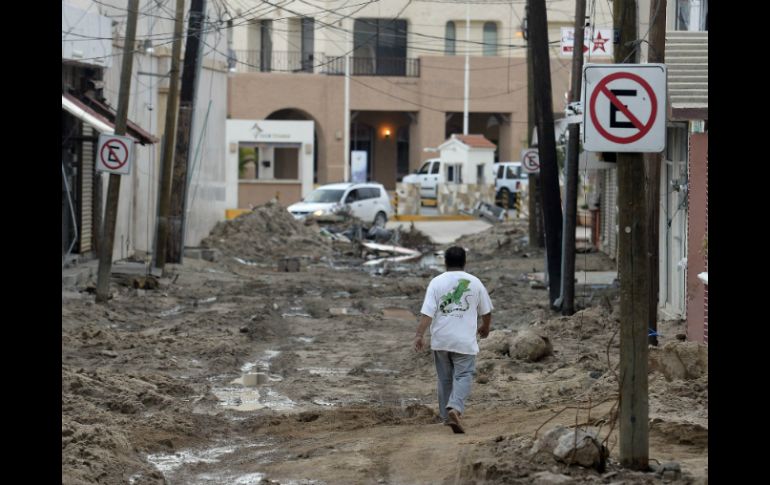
420,270,494,355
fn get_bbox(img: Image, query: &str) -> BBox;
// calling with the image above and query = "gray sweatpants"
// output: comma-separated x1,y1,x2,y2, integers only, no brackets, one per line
433,350,476,420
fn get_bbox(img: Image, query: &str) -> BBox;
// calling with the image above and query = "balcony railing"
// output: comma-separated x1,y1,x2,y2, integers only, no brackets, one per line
232,50,323,73
322,55,420,77
232,50,420,77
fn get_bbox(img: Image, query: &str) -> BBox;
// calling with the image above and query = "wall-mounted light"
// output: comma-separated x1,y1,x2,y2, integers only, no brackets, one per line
384,128,392,139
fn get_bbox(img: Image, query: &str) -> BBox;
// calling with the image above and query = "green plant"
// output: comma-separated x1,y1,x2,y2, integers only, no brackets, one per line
238,146,257,178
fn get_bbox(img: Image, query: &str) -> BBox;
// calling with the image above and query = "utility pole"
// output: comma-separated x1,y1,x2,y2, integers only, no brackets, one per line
153,0,185,271
95,0,139,303
614,0,650,470
529,0,563,306
645,0,667,346
344,28,351,182
463,1,470,135
559,0,587,315
525,0,544,248
167,0,207,263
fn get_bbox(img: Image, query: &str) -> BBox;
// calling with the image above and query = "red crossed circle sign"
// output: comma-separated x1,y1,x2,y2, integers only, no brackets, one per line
100,138,129,170
523,151,539,171
589,71,657,144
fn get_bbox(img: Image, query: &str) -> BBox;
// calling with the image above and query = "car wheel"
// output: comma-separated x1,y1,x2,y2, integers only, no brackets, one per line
374,211,387,227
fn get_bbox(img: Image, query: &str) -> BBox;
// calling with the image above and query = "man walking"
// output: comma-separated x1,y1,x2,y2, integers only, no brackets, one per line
413,246,493,434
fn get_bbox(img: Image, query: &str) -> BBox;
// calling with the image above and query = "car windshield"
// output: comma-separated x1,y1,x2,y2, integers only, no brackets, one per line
417,162,431,174
303,189,345,203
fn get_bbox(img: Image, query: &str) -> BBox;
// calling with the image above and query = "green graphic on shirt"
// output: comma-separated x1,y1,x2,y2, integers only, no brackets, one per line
439,279,471,314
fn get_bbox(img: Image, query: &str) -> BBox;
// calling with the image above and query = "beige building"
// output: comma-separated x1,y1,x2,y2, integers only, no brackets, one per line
226,0,613,206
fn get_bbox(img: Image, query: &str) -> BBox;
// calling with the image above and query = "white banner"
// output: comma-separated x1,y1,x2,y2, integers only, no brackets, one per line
351,151,368,183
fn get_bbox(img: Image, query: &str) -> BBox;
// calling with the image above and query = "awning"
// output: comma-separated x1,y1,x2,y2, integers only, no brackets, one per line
61,93,158,145
62,94,114,134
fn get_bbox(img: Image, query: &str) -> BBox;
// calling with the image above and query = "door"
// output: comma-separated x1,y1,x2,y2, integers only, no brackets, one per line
301,17,314,72
421,161,441,198
345,188,368,221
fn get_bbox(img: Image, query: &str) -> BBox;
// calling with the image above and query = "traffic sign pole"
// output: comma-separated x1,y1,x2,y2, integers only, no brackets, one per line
613,0,649,470
95,0,139,303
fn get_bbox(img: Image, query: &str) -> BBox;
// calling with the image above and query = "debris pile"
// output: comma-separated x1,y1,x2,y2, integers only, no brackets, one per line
201,202,333,261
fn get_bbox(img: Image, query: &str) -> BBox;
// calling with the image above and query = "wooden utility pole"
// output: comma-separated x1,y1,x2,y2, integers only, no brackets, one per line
95,0,139,303
644,0,667,346
525,0,544,248
560,0,587,315
529,0,563,306
153,0,185,271
167,0,206,263
614,0,650,470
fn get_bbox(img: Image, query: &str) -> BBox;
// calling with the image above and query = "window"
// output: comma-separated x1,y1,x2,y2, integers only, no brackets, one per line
506,166,518,179
676,0,708,31
363,187,381,199
497,165,505,179
477,164,486,184
447,164,463,183
445,21,456,55
431,162,440,174
345,189,360,203
483,22,497,56
353,18,408,75
417,161,431,174
301,17,315,72
260,19,272,72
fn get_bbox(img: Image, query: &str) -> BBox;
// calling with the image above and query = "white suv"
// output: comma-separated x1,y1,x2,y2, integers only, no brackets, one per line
494,162,528,208
287,182,394,226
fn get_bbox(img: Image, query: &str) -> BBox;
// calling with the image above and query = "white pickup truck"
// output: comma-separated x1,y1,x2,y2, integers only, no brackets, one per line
494,161,528,208
401,158,443,198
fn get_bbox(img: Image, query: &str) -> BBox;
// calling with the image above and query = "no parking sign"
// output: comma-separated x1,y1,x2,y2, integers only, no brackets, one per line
582,64,666,152
96,133,134,174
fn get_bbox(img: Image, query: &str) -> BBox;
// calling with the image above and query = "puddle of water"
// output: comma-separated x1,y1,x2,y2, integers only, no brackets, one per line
297,367,350,376
213,386,264,411
146,445,239,473
329,307,361,316
382,307,415,321
281,312,312,318
159,305,184,317
263,350,281,360
148,442,273,483
232,473,267,484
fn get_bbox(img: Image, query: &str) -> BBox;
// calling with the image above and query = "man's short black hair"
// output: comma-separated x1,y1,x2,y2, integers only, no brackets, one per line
445,246,466,269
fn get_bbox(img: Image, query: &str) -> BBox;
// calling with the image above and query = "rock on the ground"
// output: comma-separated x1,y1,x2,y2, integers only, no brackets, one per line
532,471,574,484
509,329,553,362
479,329,512,355
553,428,606,469
649,341,708,381
531,426,571,456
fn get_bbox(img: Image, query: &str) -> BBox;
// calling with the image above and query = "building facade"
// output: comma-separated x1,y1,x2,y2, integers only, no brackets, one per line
225,0,613,206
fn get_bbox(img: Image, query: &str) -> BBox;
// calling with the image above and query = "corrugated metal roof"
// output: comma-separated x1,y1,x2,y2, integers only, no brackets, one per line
666,31,708,119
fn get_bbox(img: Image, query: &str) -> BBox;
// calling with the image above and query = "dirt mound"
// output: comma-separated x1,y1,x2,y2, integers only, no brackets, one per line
453,220,529,257
396,223,435,250
541,305,617,340
201,202,333,261
649,341,708,381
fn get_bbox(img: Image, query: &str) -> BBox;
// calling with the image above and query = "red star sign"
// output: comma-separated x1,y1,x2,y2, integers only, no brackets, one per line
592,31,608,52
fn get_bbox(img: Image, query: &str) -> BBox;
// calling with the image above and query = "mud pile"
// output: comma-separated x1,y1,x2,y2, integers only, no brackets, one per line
453,220,529,257
201,202,333,261
395,223,435,251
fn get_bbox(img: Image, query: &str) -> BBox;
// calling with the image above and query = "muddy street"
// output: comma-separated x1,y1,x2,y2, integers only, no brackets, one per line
62,210,707,485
